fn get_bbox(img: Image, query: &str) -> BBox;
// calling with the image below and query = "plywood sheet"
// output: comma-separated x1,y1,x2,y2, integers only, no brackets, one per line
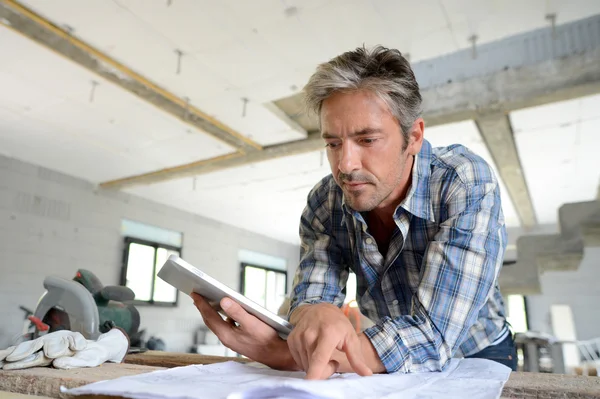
0,363,164,399
123,350,250,368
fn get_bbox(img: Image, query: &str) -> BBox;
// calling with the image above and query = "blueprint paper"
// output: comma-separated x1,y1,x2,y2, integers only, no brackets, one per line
61,358,511,399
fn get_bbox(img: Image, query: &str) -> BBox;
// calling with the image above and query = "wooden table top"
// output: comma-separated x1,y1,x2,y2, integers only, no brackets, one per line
1,351,598,398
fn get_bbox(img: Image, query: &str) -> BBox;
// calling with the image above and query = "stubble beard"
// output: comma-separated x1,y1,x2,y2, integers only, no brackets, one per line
340,158,408,213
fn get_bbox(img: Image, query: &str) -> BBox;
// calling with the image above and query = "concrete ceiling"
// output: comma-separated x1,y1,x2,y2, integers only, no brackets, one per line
1,0,599,244
511,93,600,225
0,27,237,182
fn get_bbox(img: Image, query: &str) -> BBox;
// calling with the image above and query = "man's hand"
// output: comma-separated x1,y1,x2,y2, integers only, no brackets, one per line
287,303,375,380
192,293,298,371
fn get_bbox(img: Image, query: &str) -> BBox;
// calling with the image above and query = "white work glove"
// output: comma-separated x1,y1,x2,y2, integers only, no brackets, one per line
1,330,87,370
0,346,15,368
53,328,130,369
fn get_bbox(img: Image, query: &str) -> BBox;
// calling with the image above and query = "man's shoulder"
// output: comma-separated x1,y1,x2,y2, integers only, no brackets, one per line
302,175,344,226
430,143,498,187
306,174,341,205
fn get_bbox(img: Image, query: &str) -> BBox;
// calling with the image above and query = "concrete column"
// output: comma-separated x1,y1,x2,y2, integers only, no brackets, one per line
476,113,537,228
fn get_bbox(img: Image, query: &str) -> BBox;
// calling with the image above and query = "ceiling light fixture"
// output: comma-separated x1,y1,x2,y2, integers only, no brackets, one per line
545,13,557,39
468,35,478,59
175,49,185,74
89,80,99,103
241,97,249,117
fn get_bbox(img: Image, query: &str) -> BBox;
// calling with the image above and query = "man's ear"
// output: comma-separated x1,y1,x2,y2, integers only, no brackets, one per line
407,118,424,155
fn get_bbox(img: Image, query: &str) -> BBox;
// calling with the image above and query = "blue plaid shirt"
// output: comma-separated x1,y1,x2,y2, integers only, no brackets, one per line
290,139,508,373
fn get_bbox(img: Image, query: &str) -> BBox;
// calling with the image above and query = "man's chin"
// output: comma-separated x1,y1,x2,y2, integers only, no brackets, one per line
343,193,377,213
348,203,377,213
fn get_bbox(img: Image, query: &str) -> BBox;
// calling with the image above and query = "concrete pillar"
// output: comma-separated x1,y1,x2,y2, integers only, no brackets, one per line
476,113,536,228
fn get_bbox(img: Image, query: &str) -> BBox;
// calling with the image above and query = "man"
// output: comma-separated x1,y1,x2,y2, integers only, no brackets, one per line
193,45,515,380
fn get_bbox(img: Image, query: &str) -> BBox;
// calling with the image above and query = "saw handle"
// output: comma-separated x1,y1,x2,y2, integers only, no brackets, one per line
28,316,49,332
94,286,135,303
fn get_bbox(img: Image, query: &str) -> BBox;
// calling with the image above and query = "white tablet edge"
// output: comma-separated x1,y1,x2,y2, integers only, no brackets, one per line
158,255,294,338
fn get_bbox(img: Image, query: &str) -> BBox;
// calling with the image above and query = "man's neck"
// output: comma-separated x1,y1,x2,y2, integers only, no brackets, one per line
367,207,397,232
365,155,415,255
366,211,395,258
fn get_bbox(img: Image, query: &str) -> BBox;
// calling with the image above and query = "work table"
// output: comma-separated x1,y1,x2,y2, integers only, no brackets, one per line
1,351,599,399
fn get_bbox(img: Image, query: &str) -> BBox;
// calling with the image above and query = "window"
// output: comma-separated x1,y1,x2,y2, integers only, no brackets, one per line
240,263,287,314
342,271,358,304
551,304,580,371
121,237,180,306
506,294,528,333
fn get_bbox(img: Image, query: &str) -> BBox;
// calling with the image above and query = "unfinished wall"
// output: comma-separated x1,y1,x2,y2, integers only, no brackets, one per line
504,224,600,343
526,246,600,341
0,154,299,352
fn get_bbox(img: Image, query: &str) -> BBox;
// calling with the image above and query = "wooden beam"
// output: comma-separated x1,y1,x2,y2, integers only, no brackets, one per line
100,34,600,189
100,133,323,189
0,0,261,153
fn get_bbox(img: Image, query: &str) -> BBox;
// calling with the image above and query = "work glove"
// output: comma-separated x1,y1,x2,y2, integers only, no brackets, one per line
1,330,87,370
53,328,130,369
0,346,15,368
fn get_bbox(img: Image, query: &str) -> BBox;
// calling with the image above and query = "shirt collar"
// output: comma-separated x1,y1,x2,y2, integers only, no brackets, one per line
397,139,436,223
340,139,436,226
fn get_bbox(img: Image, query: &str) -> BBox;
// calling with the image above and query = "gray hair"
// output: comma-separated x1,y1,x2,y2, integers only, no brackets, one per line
304,45,422,145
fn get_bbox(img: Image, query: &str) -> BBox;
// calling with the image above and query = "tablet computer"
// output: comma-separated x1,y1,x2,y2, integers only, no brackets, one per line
157,255,293,339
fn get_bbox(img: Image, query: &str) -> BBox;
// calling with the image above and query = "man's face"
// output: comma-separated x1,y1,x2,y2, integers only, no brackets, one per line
321,90,422,212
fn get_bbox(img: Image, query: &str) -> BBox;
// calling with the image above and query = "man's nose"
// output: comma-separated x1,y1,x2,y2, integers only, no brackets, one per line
338,142,361,174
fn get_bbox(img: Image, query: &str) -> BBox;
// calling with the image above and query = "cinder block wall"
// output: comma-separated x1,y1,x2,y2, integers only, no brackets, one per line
0,154,300,352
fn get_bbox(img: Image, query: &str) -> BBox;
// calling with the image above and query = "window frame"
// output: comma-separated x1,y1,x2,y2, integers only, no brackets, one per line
523,296,530,331
120,236,181,307
239,262,288,311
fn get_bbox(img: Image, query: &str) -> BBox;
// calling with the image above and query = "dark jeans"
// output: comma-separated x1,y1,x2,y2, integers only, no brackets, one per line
466,331,518,371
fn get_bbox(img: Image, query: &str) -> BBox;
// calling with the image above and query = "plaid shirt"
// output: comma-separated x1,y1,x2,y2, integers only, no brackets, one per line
290,139,508,373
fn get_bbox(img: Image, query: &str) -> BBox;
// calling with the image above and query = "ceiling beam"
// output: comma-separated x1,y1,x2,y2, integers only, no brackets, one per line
0,0,261,153
476,113,537,228
421,47,600,125
100,43,600,190
100,132,323,189
262,102,308,138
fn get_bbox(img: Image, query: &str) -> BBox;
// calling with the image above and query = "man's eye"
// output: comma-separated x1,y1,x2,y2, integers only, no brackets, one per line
325,142,340,148
361,138,377,144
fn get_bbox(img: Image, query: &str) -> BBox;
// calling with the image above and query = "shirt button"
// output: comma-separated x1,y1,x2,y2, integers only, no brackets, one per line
392,300,399,305
366,238,373,245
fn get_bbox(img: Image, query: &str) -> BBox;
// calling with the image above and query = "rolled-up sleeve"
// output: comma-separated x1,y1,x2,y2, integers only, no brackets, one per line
364,180,506,373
